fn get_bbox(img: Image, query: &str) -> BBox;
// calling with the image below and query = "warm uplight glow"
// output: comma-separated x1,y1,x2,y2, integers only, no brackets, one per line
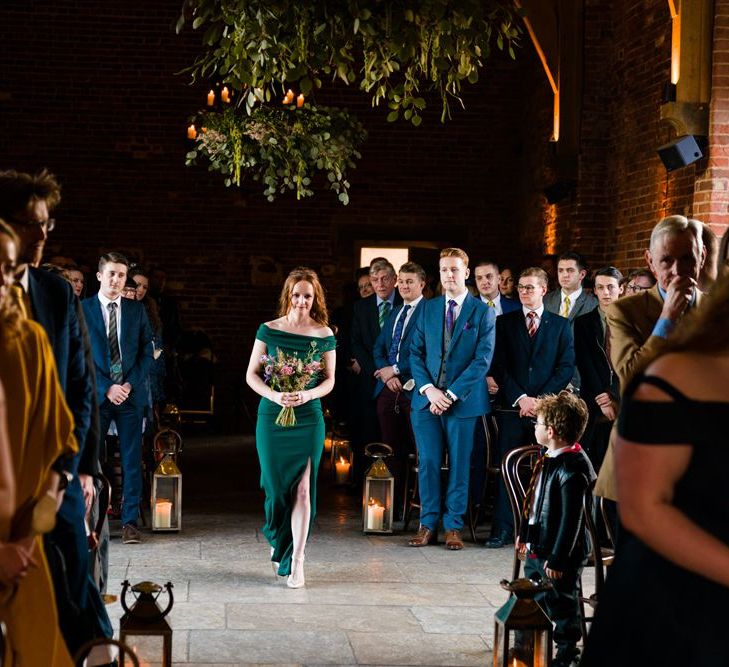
671,8,681,84
360,247,409,271
543,203,557,255
551,89,560,142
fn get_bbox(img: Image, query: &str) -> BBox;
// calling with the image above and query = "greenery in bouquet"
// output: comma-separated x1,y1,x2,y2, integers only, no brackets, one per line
186,103,366,204
260,341,324,427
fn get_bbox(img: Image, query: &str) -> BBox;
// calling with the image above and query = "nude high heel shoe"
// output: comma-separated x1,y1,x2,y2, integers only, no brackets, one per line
271,547,280,579
287,556,305,589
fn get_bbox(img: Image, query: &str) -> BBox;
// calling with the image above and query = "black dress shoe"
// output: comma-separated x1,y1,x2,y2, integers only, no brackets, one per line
484,532,513,549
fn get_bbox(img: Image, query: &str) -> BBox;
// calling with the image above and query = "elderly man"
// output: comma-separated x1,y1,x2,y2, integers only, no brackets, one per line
595,215,705,500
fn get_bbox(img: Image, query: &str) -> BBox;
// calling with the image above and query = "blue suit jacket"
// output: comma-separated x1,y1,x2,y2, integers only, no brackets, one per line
372,298,425,398
82,295,154,409
409,293,496,418
28,267,93,473
500,296,521,315
491,308,575,407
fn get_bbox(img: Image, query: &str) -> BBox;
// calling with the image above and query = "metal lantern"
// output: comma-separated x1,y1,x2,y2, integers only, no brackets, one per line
362,443,395,534
331,438,353,484
151,454,182,532
494,578,553,667
153,428,182,464
119,580,174,667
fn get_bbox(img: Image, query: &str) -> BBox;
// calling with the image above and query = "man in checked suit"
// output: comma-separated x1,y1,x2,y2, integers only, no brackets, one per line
83,252,153,545
408,248,496,550
372,261,427,517
350,258,402,483
486,267,575,548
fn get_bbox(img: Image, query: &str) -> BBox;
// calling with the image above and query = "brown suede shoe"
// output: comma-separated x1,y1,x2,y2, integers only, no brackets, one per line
408,525,438,547
444,529,464,550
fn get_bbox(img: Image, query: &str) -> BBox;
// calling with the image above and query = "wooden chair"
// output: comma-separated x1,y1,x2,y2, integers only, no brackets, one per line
501,444,541,579
578,485,615,637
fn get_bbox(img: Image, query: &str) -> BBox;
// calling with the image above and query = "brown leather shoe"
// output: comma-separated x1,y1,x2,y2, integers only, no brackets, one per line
444,529,464,550
408,525,438,547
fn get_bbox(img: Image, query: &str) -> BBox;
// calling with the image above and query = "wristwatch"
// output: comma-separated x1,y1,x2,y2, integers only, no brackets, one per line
392,364,400,376
58,470,73,491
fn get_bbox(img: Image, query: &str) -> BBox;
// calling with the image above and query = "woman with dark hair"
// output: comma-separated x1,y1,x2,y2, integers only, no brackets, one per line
129,266,166,412
582,271,729,666
0,220,76,666
245,267,336,589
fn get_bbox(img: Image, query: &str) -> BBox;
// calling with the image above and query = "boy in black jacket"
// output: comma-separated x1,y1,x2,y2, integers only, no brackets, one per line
517,391,596,667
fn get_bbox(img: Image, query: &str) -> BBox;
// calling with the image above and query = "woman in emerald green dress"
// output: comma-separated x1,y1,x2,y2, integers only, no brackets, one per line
246,267,336,589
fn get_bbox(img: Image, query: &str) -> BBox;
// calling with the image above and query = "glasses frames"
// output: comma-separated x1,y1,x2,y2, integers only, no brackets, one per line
12,217,56,232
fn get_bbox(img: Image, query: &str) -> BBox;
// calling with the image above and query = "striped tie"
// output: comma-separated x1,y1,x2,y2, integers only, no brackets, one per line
378,301,391,329
561,295,571,318
107,302,124,383
526,311,538,337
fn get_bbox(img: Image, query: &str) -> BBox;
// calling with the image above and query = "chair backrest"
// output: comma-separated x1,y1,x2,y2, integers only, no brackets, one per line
582,483,606,593
501,444,541,539
481,414,500,473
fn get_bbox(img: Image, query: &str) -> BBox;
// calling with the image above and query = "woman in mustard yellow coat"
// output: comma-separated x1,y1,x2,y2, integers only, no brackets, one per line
0,221,76,666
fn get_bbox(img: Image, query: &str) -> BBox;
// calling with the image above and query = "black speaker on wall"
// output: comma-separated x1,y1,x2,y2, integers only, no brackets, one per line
657,135,705,171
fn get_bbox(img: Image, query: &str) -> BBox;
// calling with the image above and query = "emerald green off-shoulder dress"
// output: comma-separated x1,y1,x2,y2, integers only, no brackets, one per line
255,324,337,576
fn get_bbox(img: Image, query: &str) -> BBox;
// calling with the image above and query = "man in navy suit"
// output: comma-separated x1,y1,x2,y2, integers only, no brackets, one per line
0,169,117,657
83,252,153,545
350,258,402,482
474,260,521,316
408,248,496,550
574,266,623,471
471,260,520,512
486,267,575,548
372,261,427,516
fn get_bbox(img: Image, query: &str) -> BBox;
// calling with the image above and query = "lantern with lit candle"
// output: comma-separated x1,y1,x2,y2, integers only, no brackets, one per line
119,580,174,667
151,449,182,532
331,438,352,484
362,443,395,534
493,578,553,667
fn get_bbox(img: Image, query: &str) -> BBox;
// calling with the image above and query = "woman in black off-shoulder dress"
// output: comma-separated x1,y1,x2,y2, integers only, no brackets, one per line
581,274,729,667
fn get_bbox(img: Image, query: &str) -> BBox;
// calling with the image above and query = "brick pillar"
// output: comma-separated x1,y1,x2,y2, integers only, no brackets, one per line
693,0,729,241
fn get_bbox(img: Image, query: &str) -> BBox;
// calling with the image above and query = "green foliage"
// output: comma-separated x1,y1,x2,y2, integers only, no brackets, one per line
177,0,522,125
186,104,366,204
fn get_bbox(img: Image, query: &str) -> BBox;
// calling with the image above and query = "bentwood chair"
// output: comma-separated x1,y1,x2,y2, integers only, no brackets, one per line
501,445,541,580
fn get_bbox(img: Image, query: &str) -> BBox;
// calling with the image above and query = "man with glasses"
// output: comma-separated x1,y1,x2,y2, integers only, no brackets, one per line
485,267,575,548
0,169,113,657
623,268,656,295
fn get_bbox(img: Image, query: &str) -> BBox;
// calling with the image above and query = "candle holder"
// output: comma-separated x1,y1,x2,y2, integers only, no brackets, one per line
331,438,353,485
119,580,174,667
493,578,554,667
362,443,395,534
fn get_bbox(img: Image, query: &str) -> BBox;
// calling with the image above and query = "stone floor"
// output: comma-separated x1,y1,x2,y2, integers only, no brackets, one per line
105,434,595,666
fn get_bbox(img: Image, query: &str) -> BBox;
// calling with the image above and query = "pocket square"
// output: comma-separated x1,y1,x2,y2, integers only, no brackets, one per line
463,322,472,331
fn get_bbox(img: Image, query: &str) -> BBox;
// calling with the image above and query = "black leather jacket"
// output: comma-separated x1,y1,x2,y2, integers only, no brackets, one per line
520,448,597,571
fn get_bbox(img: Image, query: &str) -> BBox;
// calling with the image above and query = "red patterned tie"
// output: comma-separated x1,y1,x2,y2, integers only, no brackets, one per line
526,311,538,337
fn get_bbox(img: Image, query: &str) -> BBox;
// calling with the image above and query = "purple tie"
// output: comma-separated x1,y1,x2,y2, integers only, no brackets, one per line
446,299,457,334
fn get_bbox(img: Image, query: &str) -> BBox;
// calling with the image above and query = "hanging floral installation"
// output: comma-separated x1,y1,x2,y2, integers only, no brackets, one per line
178,1,522,202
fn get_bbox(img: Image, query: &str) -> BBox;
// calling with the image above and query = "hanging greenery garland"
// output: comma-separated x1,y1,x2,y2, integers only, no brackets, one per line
186,103,366,204
177,0,522,124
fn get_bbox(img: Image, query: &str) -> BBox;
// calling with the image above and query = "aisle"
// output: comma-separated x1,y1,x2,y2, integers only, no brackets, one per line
105,434,520,666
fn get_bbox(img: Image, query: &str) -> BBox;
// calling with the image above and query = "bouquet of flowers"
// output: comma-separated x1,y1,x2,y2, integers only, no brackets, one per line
261,341,324,427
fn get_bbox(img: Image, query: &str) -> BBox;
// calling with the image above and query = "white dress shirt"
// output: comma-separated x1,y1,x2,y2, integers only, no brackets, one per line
392,295,424,363
97,292,123,361
480,292,503,316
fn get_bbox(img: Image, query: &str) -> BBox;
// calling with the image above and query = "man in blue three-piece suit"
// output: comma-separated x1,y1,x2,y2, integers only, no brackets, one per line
408,248,496,550
83,252,153,545
372,261,427,518
485,267,575,548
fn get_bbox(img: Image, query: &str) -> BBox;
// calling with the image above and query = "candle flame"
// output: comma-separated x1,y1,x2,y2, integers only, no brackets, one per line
338,456,347,465
367,497,384,508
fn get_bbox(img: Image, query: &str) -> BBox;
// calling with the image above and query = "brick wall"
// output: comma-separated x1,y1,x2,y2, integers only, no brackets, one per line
1,1,723,424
